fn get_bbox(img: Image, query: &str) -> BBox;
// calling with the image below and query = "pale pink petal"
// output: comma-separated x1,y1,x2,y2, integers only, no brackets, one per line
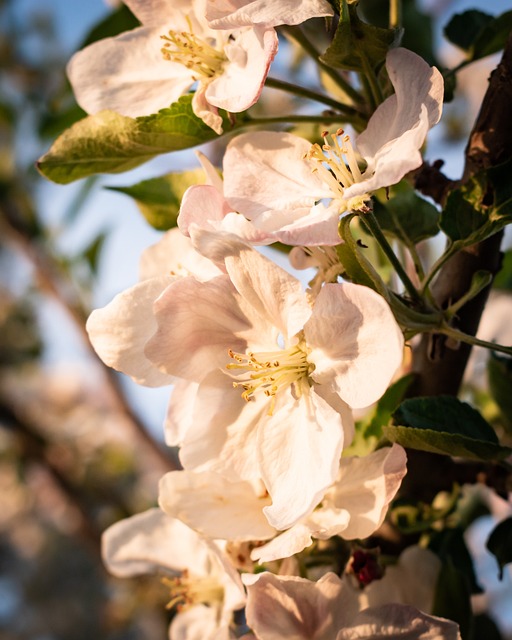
178,185,232,237
158,470,275,540
164,379,199,446
86,276,175,386
245,572,352,640
102,508,211,577
192,83,224,134
169,605,224,640
325,445,407,540
139,227,222,281
67,26,194,116
124,0,191,27
250,202,342,246
145,275,249,381
260,388,344,530
336,604,461,640
223,131,329,218
206,27,278,112
206,0,333,28
306,283,404,408
196,150,224,191
251,522,316,563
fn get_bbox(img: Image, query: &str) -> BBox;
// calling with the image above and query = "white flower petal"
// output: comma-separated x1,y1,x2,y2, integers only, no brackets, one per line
306,283,404,409
67,25,194,116
158,470,275,540
206,27,278,112
164,379,199,446
251,522,316,563
169,605,225,640
223,131,328,218
325,445,407,540
260,388,344,530
206,0,333,28
102,508,210,577
145,275,249,381
86,276,175,386
178,185,232,237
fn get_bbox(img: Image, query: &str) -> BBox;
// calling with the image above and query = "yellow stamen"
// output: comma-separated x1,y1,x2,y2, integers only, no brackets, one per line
162,571,224,612
160,18,226,79
227,338,314,415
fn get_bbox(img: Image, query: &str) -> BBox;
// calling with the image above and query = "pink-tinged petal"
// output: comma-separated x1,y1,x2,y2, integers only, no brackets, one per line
145,275,249,381
356,49,443,160
192,83,224,134
245,572,351,640
206,0,333,28
187,228,310,338
206,27,278,112
86,276,175,386
67,26,194,117
223,131,329,218
223,241,311,339
158,470,275,540
325,445,407,540
178,185,232,237
343,107,429,200
169,605,223,640
251,202,342,246
306,283,404,409
139,227,222,281
124,0,190,27
178,374,265,486
196,150,224,191
336,604,461,640
260,388,344,530
251,522,316,563
102,508,211,577
362,547,441,614
164,379,199,446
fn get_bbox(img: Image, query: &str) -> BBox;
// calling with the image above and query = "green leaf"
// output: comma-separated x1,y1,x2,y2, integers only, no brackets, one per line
373,183,440,245
384,396,512,461
488,351,512,432
444,9,512,62
429,528,482,595
432,559,473,640
493,250,512,291
321,0,401,71
37,96,226,184
107,169,205,231
486,517,512,580
444,10,493,52
439,157,512,250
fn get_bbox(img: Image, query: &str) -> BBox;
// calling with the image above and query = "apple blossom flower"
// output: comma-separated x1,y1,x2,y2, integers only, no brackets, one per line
157,445,407,563
67,0,279,134
221,48,444,245
244,572,461,640
143,233,404,530
206,0,333,29
102,508,245,640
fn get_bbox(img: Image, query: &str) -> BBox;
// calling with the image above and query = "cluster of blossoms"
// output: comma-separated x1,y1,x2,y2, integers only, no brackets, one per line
71,0,463,638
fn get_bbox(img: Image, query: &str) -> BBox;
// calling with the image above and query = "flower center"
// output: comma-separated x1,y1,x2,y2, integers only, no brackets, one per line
227,338,313,414
163,571,224,612
160,20,227,79
306,129,370,211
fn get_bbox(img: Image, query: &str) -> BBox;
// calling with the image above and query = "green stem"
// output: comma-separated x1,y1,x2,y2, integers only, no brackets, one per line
439,325,512,357
420,243,458,294
242,114,358,126
281,25,364,106
360,209,423,304
360,52,385,107
265,76,358,115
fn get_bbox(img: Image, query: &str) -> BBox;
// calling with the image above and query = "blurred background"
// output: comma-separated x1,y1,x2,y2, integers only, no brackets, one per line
0,0,509,638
